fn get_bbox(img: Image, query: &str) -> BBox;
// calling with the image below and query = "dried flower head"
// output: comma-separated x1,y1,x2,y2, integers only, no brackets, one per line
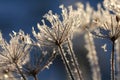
0,30,32,67
92,9,120,41
32,5,81,47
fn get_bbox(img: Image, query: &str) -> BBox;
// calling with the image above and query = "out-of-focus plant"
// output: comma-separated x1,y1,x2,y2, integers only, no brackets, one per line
0,0,120,80
84,32,101,80
76,3,101,80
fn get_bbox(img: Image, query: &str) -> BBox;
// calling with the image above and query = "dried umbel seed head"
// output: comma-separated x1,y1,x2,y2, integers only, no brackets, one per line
116,15,120,22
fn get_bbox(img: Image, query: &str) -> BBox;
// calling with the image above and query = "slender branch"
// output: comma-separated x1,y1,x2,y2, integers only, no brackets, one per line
41,52,57,71
67,38,83,80
14,62,26,80
58,45,74,80
111,40,115,80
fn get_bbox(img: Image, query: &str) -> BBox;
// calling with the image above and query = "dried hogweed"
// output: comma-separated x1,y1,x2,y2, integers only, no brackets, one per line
22,44,56,80
92,6,120,80
32,10,79,47
93,14,120,41
32,5,83,80
0,30,32,80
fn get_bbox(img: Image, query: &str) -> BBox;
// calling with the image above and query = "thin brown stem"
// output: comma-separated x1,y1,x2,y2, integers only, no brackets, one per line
111,40,115,80
67,38,83,80
14,62,26,80
33,74,38,80
58,45,74,80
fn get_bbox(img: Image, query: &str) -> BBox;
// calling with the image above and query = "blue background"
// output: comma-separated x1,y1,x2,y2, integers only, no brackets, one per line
0,0,111,80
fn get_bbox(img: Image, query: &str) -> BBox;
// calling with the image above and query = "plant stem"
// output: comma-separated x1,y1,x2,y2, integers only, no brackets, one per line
111,40,115,80
58,45,74,80
14,62,26,80
67,39,83,80
33,74,38,80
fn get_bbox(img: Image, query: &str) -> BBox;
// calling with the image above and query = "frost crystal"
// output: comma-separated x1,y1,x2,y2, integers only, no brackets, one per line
101,44,107,52
104,0,120,14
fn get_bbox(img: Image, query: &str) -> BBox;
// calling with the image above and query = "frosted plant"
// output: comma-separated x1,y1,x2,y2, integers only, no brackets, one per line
76,2,103,33
22,44,56,80
32,5,83,80
32,7,81,47
92,5,120,41
92,5,120,79
32,11,74,80
65,38,83,80
75,3,101,80
0,30,32,80
84,32,101,80
103,0,120,14
76,3,93,29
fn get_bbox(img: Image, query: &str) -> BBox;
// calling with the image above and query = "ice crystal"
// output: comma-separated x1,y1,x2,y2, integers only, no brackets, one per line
101,44,107,52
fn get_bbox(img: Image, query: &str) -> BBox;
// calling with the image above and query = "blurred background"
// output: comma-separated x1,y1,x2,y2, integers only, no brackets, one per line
0,0,112,80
